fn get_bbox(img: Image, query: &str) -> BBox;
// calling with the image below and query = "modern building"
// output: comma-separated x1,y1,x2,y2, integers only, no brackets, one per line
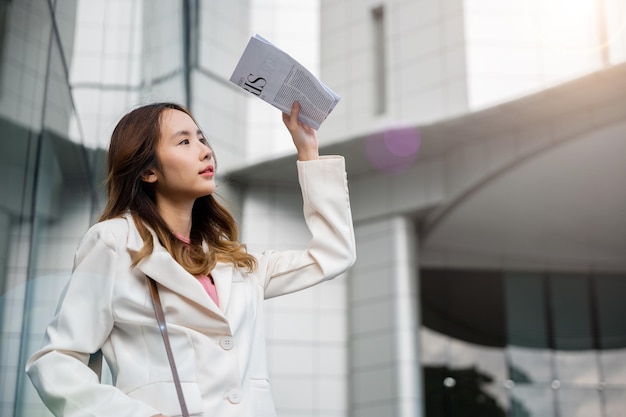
1,1,625,417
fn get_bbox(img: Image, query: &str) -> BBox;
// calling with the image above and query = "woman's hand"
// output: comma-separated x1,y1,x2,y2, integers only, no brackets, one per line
282,101,319,161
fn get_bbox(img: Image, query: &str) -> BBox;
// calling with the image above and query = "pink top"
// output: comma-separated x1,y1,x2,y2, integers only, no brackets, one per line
197,274,219,306
175,234,219,306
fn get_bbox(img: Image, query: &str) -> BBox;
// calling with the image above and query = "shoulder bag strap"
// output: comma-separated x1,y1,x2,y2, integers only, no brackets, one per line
146,275,190,417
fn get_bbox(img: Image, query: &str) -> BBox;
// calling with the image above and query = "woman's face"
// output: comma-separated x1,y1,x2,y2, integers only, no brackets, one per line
147,108,216,204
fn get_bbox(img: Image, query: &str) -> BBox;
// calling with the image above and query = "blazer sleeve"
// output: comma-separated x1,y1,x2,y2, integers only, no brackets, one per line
25,224,162,417
261,155,357,299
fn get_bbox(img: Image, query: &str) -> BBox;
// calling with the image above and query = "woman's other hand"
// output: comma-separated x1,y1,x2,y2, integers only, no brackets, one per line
282,101,319,161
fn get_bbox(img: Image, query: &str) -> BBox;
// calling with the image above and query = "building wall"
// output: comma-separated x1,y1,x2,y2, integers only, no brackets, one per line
349,217,421,417
320,0,626,141
0,1,98,416
191,0,250,171
244,0,321,165
320,0,469,142
319,1,626,417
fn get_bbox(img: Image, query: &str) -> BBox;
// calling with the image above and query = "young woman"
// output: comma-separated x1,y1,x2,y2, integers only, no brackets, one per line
26,101,356,417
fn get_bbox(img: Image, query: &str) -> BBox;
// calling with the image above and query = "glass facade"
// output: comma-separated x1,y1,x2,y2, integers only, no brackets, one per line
0,1,105,416
421,268,626,417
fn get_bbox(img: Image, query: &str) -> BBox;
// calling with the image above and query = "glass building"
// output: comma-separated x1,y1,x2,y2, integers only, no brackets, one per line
0,1,102,415
1,1,626,416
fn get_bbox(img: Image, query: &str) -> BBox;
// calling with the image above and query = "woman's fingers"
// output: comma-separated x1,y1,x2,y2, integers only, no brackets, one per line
282,101,300,130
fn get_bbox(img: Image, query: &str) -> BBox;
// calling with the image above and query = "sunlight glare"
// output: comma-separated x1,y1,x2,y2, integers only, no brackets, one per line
525,0,626,53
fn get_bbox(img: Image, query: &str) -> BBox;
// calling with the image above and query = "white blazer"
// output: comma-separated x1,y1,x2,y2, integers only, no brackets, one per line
26,156,356,417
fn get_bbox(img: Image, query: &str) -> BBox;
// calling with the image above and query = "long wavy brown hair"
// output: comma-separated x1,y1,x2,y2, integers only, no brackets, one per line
98,102,257,275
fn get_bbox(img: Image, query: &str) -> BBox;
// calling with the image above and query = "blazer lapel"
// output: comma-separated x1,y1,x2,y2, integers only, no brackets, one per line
137,250,211,308
124,214,228,318
211,262,234,313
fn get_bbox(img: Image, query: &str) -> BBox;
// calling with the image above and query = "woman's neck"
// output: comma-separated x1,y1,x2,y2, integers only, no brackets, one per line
156,200,193,239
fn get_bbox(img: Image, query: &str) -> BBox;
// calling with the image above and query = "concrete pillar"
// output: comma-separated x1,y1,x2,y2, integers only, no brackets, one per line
349,216,422,417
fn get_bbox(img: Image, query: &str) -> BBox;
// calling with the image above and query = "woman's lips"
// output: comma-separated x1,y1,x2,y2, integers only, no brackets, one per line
200,166,214,176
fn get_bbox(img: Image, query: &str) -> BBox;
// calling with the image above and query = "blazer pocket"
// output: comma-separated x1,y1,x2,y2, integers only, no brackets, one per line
250,378,277,416
127,381,204,416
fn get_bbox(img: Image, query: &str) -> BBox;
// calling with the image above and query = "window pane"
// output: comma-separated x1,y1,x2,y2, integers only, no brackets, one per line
550,274,594,350
553,350,599,385
604,388,626,417
595,274,626,386
507,346,552,384
600,349,626,385
509,385,554,417
504,273,548,348
556,387,602,417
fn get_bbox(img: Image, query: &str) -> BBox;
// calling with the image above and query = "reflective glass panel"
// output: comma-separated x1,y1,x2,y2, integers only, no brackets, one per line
604,387,626,417
509,385,554,417
556,387,602,417
596,274,626,386
422,269,626,417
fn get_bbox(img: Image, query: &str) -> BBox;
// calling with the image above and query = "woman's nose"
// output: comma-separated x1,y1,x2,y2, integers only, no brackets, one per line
200,143,212,160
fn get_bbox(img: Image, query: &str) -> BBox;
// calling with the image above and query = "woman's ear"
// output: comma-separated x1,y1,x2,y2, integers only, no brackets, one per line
141,169,158,183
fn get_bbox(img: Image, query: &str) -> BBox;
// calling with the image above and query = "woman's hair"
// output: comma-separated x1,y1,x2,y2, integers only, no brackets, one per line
99,102,257,274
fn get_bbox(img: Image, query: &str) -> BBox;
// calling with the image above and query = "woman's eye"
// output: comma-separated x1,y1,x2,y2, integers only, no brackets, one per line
179,139,190,145
200,137,209,145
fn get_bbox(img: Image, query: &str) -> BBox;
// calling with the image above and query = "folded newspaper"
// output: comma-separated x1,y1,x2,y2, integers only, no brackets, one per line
229,34,340,130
